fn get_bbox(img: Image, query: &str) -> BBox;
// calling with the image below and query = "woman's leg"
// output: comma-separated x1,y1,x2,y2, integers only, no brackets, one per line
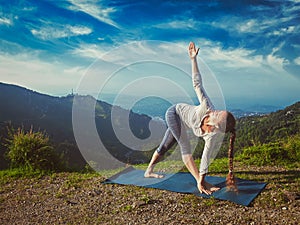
165,105,190,155
144,128,177,178
165,106,201,183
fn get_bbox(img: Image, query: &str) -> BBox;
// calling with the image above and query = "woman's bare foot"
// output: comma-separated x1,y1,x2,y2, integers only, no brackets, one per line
144,168,164,178
144,151,164,178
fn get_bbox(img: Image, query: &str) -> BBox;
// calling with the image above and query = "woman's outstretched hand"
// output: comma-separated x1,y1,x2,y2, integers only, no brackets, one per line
197,175,220,195
188,42,199,59
197,181,220,195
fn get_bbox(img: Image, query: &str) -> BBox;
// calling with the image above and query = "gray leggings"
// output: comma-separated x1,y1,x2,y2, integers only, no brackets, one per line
157,105,191,155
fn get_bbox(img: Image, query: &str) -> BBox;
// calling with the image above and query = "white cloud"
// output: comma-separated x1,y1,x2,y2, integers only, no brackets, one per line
199,40,263,69
192,38,291,85
72,40,287,80
192,40,300,106
0,17,12,26
211,17,253,34
0,52,85,96
266,53,285,71
217,17,276,35
31,24,92,40
1,39,298,107
72,41,173,62
154,19,198,30
263,45,286,72
212,12,297,38
93,41,192,76
75,41,298,106
271,25,297,37
66,0,119,28
22,6,37,12
237,19,257,33
72,43,108,59
69,26,92,35
282,1,300,14
294,57,300,65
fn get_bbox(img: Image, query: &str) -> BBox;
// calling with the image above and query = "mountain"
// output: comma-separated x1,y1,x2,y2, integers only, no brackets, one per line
0,82,299,170
0,82,165,170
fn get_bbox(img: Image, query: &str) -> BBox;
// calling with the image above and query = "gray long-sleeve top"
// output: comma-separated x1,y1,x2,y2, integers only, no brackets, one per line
175,60,225,175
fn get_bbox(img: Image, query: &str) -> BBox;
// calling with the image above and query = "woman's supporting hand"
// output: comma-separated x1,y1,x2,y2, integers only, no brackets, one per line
197,174,220,195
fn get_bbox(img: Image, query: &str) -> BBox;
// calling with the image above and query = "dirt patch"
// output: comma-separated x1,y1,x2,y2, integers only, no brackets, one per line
0,165,299,224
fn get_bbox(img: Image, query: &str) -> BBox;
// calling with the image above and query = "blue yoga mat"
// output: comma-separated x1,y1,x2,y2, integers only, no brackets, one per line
103,166,267,206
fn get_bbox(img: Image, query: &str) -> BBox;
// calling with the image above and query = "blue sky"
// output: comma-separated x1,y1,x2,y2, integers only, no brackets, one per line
0,0,299,109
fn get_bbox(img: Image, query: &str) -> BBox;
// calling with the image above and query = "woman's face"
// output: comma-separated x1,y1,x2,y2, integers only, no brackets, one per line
202,116,216,133
207,110,228,132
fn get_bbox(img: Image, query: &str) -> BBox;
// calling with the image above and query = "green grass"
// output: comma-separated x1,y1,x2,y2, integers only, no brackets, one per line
0,167,47,185
97,167,129,178
236,134,300,168
1,133,298,190
0,167,101,188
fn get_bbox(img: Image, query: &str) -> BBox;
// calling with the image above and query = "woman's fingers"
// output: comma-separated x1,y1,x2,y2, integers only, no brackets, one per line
201,189,212,195
189,42,195,50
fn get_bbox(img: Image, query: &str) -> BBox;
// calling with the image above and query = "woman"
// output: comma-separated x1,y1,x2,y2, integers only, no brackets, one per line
144,42,237,195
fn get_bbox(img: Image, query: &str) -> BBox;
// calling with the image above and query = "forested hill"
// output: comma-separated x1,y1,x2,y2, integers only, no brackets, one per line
0,82,164,170
235,101,300,150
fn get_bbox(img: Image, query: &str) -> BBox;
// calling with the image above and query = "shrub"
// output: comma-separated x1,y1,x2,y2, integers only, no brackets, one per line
237,134,300,166
6,127,58,171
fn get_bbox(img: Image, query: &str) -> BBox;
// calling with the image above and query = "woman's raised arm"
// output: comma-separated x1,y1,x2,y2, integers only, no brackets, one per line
188,42,214,109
